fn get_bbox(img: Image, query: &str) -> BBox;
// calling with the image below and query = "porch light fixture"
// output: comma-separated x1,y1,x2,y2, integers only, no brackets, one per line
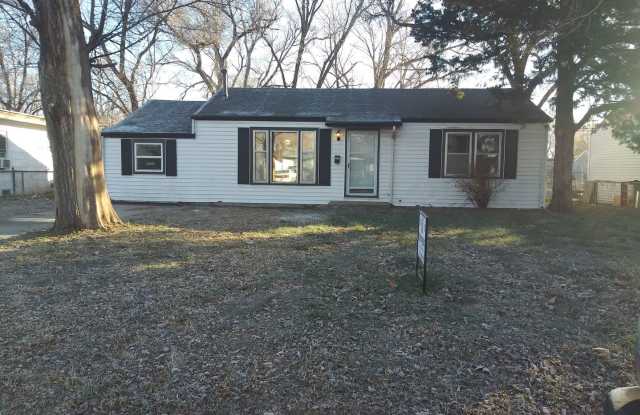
336,130,342,141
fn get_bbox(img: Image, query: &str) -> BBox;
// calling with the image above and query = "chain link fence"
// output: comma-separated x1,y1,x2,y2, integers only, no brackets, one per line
0,169,54,197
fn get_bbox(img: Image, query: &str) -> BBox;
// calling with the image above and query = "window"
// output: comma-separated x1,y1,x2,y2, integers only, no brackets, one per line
253,130,268,183
272,131,299,183
251,129,318,185
475,132,502,177
134,142,163,173
443,131,504,178
444,132,472,177
300,131,317,183
0,134,6,158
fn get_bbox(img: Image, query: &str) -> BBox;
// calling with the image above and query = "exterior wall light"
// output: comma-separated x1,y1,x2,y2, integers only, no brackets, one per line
336,130,342,141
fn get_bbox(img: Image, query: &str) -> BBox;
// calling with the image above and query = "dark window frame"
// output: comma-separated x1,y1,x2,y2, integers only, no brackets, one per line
444,131,473,178
249,127,320,186
474,131,503,179
0,133,7,158
133,140,166,175
442,129,506,179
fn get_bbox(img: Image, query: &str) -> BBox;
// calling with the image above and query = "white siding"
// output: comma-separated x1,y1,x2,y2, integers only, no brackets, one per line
0,120,53,195
595,181,621,205
392,123,548,208
104,120,548,208
105,121,394,204
588,128,640,182
0,120,52,171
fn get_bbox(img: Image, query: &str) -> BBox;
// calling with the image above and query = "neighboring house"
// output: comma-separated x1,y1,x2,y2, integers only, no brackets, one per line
588,128,640,182
101,88,551,208
586,127,640,206
0,110,53,196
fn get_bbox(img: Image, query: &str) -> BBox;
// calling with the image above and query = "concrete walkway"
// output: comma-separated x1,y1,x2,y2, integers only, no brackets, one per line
0,198,149,240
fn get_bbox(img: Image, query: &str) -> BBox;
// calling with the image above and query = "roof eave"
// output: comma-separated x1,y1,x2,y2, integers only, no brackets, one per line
192,115,551,124
101,132,196,139
191,114,326,122
325,121,402,128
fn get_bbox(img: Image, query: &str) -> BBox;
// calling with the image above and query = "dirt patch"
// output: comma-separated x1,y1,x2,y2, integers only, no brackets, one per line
0,205,638,414
279,210,328,225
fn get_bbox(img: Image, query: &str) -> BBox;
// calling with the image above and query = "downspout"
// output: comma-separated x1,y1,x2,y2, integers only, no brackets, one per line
542,124,549,207
390,125,397,205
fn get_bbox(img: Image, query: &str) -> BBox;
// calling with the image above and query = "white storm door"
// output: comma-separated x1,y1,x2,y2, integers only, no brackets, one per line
346,130,378,196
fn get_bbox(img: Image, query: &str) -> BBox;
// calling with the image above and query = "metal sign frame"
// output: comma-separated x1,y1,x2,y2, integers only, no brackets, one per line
416,207,429,294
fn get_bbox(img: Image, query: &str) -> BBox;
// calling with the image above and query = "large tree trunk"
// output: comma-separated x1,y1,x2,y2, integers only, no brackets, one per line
35,0,121,231
549,32,576,213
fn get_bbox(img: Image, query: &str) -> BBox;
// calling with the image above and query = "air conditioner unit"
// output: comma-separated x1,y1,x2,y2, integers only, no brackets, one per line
0,159,10,170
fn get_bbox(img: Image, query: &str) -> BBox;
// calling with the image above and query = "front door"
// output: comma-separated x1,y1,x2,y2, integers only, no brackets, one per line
346,130,379,197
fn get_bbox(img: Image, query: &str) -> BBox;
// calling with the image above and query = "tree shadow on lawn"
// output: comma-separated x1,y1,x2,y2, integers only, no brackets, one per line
0,206,639,413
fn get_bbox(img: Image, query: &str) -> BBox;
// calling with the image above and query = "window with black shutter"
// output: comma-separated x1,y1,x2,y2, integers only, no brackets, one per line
121,139,177,176
238,127,331,186
430,129,518,179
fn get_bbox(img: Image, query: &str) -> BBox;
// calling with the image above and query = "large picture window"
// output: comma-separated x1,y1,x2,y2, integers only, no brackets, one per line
251,129,318,185
444,131,503,178
272,131,299,183
134,142,163,173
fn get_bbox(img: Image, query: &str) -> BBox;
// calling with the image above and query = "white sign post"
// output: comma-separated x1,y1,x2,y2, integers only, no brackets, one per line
416,208,429,294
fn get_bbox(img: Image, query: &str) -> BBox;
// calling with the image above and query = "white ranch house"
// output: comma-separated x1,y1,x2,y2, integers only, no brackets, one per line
101,88,551,208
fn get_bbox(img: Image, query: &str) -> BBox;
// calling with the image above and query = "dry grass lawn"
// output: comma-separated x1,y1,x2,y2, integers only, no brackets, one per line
0,203,638,414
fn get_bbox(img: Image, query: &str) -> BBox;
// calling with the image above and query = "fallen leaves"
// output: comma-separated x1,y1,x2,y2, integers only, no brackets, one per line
0,204,638,414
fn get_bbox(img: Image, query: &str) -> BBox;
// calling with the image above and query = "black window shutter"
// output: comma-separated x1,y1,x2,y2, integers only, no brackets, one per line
166,140,177,176
428,129,443,178
504,129,519,179
318,128,331,186
121,139,133,175
238,128,251,184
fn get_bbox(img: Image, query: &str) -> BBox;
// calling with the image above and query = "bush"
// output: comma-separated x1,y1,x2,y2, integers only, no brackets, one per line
455,174,504,208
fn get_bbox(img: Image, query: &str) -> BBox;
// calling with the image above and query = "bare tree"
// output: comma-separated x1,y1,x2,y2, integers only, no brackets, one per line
0,0,121,230
229,2,284,88
288,0,324,87
167,0,277,96
261,19,299,87
0,0,196,231
0,10,40,113
356,0,438,89
86,0,174,116
312,0,368,88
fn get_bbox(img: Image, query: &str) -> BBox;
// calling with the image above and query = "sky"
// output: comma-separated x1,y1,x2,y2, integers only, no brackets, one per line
149,0,555,119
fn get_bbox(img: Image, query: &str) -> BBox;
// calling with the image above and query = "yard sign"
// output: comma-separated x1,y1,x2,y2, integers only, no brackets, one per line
416,208,429,294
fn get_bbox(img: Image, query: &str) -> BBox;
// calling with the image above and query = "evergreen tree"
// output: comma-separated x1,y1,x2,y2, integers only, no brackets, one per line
411,0,640,211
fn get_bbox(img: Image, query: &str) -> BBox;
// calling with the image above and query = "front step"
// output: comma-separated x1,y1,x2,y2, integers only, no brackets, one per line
329,201,393,207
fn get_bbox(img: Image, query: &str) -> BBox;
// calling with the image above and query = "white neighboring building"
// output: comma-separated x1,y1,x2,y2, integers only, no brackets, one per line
587,128,640,205
588,127,640,182
0,110,53,196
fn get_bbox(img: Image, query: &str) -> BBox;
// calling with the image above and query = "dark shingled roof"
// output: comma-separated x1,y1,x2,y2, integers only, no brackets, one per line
101,89,551,137
101,100,204,138
193,88,551,124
